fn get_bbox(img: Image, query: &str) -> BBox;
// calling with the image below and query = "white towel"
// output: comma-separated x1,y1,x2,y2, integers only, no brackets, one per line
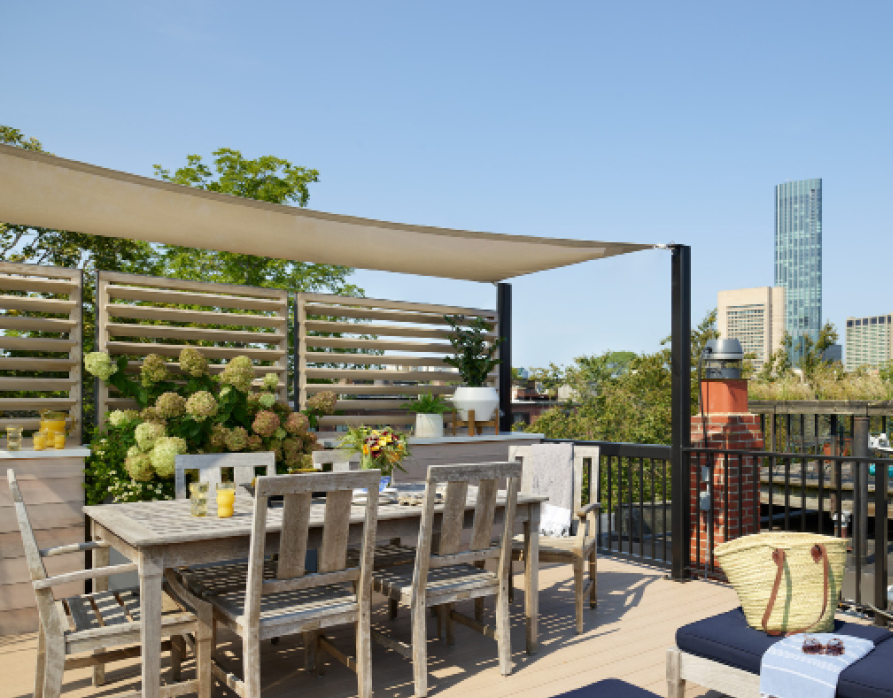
528,443,574,537
760,633,874,698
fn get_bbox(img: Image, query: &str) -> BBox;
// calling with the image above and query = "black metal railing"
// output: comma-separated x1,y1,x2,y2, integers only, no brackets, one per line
545,439,673,568
688,446,892,618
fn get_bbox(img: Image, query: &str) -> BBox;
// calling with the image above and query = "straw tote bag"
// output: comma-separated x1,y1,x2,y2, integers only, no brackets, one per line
714,532,846,635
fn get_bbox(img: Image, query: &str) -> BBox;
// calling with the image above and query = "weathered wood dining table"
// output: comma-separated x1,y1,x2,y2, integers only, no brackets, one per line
84,491,543,698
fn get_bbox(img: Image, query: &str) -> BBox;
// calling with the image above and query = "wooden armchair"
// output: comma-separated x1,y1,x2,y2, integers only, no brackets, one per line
370,461,522,698
172,470,381,698
508,443,601,633
7,469,209,698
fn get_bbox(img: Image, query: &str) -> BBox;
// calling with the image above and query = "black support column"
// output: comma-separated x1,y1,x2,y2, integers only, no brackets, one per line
497,282,513,433
670,245,692,581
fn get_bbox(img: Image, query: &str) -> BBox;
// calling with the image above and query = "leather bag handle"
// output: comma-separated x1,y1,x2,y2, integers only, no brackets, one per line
762,543,830,636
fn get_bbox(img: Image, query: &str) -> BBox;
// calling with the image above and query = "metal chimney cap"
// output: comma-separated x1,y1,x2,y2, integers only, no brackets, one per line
703,338,744,360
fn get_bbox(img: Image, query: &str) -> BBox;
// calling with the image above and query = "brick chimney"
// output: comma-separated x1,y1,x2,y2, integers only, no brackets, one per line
690,378,763,569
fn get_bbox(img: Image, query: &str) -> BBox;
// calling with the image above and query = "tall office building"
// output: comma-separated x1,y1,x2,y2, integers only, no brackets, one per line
845,314,893,371
717,287,786,369
775,179,822,363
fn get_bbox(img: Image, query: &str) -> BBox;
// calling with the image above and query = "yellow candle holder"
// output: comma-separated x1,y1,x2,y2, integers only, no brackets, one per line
217,487,236,518
33,431,48,451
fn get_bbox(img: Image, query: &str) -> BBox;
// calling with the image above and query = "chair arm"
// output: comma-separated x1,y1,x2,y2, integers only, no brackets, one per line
31,563,138,590
40,541,109,558
576,501,602,519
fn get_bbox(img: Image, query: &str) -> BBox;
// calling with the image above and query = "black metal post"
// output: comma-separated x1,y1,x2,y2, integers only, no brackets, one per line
497,282,513,433
292,292,299,412
671,245,692,581
876,450,889,625
854,416,870,566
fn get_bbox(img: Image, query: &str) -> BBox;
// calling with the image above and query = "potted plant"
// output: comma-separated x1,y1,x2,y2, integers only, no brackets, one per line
337,426,410,491
443,314,503,422
402,392,451,437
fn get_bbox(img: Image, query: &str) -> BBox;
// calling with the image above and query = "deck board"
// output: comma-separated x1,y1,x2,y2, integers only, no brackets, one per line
0,557,740,698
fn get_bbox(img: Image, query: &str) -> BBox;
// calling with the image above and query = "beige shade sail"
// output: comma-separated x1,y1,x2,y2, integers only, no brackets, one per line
0,144,655,283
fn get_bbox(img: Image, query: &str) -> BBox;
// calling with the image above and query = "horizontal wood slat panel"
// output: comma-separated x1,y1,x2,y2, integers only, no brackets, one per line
0,397,76,409
303,304,488,327
98,271,287,427
0,276,76,294
305,320,496,341
0,316,76,332
0,337,75,352
317,414,417,426
305,368,464,382
106,341,283,361
107,285,283,312
305,337,455,353
298,291,498,433
0,418,42,430
305,384,455,395
99,271,287,298
0,262,82,442
304,352,450,368
0,377,75,391
300,293,496,318
0,262,80,280
106,322,284,344
0,295,75,313
107,304,287,327
0,358,75,371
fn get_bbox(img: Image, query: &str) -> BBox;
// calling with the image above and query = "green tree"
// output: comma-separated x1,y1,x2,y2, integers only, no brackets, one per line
153,149,360,296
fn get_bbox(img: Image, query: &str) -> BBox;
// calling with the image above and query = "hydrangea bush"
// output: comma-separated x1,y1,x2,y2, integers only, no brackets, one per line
84,348,337,504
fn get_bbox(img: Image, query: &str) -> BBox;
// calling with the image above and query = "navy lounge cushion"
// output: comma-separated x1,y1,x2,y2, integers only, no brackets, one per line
676,608,892,675
552,679,657,698
838,637,893,698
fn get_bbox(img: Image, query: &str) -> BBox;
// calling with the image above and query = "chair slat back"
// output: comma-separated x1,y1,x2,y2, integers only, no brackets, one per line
312,449,357,472
412,462,522,597
174,452,274,499
243,470,380,625
575,445,601,507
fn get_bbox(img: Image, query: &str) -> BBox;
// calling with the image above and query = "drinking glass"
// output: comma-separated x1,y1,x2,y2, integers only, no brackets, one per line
190,482,210,517
6,427,23,452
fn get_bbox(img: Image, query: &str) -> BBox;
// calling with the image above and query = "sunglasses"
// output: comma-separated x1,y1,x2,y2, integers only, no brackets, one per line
802,636,845,656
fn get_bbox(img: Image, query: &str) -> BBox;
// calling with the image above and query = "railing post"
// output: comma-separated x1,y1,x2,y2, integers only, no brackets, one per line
853,416,870,569
671,244,692,581
497,282,513,433
876,445,889,625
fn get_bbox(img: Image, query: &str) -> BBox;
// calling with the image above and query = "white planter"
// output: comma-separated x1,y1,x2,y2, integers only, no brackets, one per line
414,413,444,438
451,386,500,422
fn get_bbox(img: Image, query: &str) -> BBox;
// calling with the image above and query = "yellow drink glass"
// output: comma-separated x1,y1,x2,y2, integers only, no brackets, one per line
33,432,47,451
53,432,66,449
217,487,236,518
6,427,22,451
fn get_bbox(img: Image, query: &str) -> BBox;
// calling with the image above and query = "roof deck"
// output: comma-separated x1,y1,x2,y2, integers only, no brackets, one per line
0,557,737,698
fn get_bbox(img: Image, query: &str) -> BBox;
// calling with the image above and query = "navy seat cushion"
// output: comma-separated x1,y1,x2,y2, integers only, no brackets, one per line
551,679,657,698
838,638,893,698
676,608,892,675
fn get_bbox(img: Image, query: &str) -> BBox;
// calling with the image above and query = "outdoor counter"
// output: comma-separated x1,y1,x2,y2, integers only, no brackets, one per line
0,445,90,636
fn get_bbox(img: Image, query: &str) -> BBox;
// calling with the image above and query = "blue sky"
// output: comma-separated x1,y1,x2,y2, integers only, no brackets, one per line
5,2,892,368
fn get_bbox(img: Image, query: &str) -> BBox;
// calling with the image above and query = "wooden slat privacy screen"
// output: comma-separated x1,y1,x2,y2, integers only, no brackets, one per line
96,271,288,423
296,292,499,433
0,262,83,442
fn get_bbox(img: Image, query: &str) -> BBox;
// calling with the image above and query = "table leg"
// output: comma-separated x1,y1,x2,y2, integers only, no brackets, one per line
91,522,109,687
139,548,164,698
523,503,539,655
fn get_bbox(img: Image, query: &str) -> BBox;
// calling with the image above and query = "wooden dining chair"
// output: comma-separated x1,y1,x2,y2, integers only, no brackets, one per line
507,443,601,633
174,452,275,499
172,469,381,698
370,461,522,698
7,469,210,698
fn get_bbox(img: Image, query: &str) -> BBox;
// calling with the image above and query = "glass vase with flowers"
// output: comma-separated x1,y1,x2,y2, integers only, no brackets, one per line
337,426,410,491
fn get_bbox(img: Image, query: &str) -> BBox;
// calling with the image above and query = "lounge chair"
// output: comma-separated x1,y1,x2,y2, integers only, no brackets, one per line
667,607,893,698
552,679,659,697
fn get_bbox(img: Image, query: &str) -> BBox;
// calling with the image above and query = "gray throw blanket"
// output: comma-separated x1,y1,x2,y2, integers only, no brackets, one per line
528,443,575,537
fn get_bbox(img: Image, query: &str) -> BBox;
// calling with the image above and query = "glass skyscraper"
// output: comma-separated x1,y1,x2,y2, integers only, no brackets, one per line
774,178,822,363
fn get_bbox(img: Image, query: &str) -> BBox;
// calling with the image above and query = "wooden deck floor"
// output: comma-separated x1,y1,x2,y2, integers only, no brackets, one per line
0,558,739,698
